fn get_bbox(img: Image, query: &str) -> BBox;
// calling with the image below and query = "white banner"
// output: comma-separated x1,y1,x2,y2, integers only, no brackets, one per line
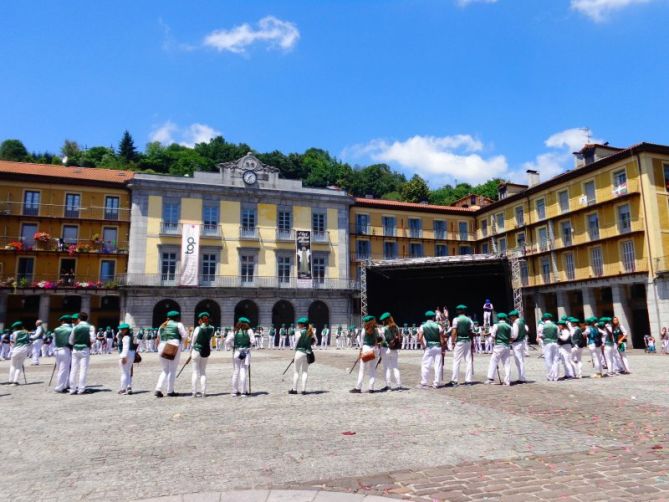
180,223,200,286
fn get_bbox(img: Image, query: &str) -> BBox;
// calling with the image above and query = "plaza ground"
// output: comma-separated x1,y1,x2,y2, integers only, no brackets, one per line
1,348,668,501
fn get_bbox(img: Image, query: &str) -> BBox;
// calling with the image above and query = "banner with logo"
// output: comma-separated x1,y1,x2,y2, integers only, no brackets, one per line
180,223,200,286
296,230,312,287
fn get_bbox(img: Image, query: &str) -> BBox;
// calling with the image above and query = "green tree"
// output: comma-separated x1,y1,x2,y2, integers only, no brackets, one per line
348,163,406,198
118,130,138,164
401,174,430,203
303,148,349,188
61,139,80,160
0,139,29,161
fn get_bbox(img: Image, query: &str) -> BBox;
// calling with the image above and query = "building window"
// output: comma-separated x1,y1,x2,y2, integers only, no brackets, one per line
520,261,529,286
62,225,78,246
201,253,217,283
481,219,488,237
587,213,599,240
498,237,507,254
379,216,393,237
277,255,291,283
312,209,327,240
161,251,177,283
558,190,569,214
495,213,505,232
613,170,627,196
541,257,551,284
584,180,596,205
102,227,118,252
241,206,257,238
20,223,37,248
564,253,575,280
104,196,120,220
621,240,635,272
100,260,116,282
535,198,546,220
17,257,34,282
356,240,370,260
560,220,572,247
203,205,219,235
664,164,669,192
65,193,81,218
409,242,423,258
458,221,469,240
537,227,549,251
459,246,473,255
60,258,76,284
433,220,446,240
162,200,180,233
590,247,603,277
435,244,448,257
313,255,327,283
515,206,524,226
241,255,255,283
23,191,40,216
277,207,292,235
481,242,489,254
516,232,525,249
383,241,397,259
408,218,422,238
617,204,632,233
356,214,369,234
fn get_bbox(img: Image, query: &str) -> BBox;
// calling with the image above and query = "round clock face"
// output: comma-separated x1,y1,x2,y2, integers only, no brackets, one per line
242,170,257,185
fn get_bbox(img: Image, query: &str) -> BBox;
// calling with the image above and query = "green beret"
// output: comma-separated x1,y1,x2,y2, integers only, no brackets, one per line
118,323,130,330
166,310,180,318
588,316,598,323
58,314,71,321
455,304,467,311
557,319,567,325
197,312,210,319
71,313,79,320
379,312,391,321
570,317,581,324
10,321,23,329
542,313,553,320
496,313,507,320
297,317,308,324
362,315,376,322
599,317,611,323
238,317,250,324
349,325,355,330
424,310,436,318
560,315,569,321
508,310,519,317
596,321,605,328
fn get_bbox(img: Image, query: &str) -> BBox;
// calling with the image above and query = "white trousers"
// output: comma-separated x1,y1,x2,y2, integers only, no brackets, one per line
32,340,42,364
421,346,442,387
69,348,91,393
382,348,401,388
356,346,377,390
487,345,511,384
618,350,631,373
119,351,134,390
571,346,583,378
485,336,493,353
191,350,209,394
279,336,286,349
452,341,473,383
543,342,559,381
292,351,309,392
483,311,492,326
54,348,71,391
1,343,10,359
558,345,575,378
320,334,328,349
511,341,526,381
156,342,181,393
107,338,114,354
604,345,618,375
9,345,29,383
588,344,603,374
232,350,251,393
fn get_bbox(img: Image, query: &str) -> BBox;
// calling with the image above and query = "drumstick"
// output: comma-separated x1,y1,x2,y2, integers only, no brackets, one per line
347,348,362,374
48,362,57,387
176,355,192,379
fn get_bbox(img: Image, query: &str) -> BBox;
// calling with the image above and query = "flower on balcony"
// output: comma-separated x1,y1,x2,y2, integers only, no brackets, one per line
67,244,77,256
31,280,56,289
76,243,92,253
33,232,51,243
5,241,23,251
74,280,103,289
0,277,16,288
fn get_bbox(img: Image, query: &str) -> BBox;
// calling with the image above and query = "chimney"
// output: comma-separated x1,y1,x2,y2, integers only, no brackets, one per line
526,169,540,188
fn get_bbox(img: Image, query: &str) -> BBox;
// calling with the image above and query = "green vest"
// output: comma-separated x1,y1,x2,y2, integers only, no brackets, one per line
421,321,441,347
234,330,251,349
279,328,287,337
603,327,614,346
514,318,526,342
494,322,512,347
542,322,558,343
296,329,312,353
13,330,30,347
455,315,473,342
571,327,585,347
72,322,92,351
54,324,72,348
384,326,398,346
193,324,214,352
363,332,376,346
159,320,181,342
117,333,137,353
321,328,329,337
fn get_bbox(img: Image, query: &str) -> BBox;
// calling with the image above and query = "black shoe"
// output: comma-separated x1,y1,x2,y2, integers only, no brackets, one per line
235,392,241,397
369,389,376,394
167,391,178,397
154,391,164,398
349,388,361,393
288,389,298,395
379,386,390,392
301,391,307,395
127,388,133,395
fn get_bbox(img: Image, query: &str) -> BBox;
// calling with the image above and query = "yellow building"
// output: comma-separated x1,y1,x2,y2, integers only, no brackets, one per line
0,161,133,330
476,142,669,347
123,153,354,332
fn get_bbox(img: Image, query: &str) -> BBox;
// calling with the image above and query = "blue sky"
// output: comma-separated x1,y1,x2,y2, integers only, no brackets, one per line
1,0,668,185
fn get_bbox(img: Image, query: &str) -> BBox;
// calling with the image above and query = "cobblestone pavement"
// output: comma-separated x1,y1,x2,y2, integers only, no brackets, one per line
0,347,667,501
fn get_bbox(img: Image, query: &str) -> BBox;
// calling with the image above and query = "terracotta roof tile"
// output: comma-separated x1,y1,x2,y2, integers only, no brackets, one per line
0,160,134,184
354,197,476,214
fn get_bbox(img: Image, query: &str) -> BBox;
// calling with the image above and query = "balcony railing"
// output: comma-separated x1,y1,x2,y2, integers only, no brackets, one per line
312,230,329,243
0,236,128,254
276,228,295,241
118,274,356,290
355,224,370,235
201,224,222,237
0,201,131,221
240,226,259,240
160,222,182,235
0,273,122,289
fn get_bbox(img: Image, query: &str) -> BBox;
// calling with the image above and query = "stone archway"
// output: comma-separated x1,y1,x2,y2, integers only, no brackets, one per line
234,299,259,328
308,300,330,344
271,300,295,347
193,299,221,328
152,299,181,328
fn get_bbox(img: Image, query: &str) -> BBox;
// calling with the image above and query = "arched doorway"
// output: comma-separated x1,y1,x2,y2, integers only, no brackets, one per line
308,300,330,344
193,299,221,328
152,299,181,328
272,300,295,347
234,299,259,328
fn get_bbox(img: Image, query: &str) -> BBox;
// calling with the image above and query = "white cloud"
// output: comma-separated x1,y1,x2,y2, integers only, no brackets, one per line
343,134,508,185
149,121,222,147
456,0,498,6
522,127,603,180
571,0,653,21
203,16,299,54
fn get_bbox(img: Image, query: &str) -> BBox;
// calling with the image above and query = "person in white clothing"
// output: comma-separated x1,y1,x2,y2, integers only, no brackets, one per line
68,312,95,394
350,316,380,393
482,299,494,328
226,317,254,396
612,316,631,374
154,311,186,398
450,305,474,386
418,311,445,388
289,317,315,395
379,312,402,391
117,323,136,395
537,314,559,381
191,312,214,397
30,320,44,365
556,319,575,379
485,313,512,385
508,310,528,383
52,315,73,392
320,325,330,349
8,321,30,384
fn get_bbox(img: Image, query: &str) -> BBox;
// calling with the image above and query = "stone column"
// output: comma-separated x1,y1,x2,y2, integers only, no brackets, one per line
80,295,91,316
647,277,669,339
612,284,635,348
38,294,50,328
0,292,8,331
556,290,569,319
582,287,596,321
533,293,546,326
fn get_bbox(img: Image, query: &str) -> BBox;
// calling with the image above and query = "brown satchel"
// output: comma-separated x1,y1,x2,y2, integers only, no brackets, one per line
161,342,178,360
134,352,142,363
388,325,402,350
